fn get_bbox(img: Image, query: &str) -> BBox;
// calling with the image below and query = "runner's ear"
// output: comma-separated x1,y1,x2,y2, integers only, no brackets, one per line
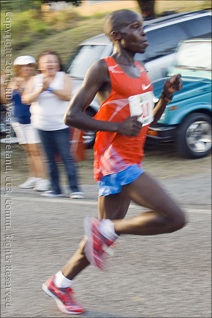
110,31,122,41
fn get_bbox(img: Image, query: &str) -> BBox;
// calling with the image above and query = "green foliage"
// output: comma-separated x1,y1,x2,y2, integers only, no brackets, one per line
10,18,105,65
1,7,81,53
0,0,43,11
1,9,51,51
43,9,80,30
92,11,109,19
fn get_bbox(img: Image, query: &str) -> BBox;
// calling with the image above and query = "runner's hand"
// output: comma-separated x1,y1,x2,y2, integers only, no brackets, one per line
117,116,142,136
163,74,182,96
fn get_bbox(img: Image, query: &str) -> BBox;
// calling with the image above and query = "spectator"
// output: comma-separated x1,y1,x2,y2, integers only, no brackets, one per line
1,56,50,191
22,51,84,199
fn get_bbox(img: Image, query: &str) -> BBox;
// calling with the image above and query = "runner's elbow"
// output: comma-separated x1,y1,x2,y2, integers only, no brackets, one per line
64,112,72,126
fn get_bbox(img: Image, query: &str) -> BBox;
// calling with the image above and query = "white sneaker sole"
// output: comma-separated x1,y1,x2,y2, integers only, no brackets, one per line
70,192,84,199
19,184,35,189
41,193,65,198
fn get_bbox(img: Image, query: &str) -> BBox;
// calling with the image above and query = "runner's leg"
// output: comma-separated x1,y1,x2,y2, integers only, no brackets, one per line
112,172,187,235
62,191,131,279
62,172,186,279
98,190,131,220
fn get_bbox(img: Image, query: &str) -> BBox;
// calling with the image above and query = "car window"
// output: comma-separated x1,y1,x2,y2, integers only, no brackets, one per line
67,45,106,79
175,41,212,69
180,16,212,37
143,25,188,60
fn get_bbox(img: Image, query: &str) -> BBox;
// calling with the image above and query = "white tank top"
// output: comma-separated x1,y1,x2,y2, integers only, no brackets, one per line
30,72,69,131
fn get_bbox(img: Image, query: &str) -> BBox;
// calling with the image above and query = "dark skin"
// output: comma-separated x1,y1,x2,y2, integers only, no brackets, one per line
62,11,186,279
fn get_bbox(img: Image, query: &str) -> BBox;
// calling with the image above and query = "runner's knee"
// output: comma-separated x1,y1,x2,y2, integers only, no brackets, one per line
167,210,187,233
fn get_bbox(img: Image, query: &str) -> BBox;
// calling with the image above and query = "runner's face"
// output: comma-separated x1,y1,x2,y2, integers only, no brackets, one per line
119,16,149,54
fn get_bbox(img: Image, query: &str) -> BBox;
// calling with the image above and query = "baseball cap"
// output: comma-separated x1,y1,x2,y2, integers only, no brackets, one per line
13,56,36,65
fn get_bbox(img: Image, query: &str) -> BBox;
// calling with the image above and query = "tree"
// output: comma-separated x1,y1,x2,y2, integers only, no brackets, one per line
136,0,155,20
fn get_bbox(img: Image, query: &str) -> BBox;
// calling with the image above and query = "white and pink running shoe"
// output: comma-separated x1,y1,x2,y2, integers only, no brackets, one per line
84,216,117,271
42,275,84,315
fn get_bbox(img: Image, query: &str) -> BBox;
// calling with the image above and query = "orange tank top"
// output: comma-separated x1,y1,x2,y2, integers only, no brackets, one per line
94,56,153,181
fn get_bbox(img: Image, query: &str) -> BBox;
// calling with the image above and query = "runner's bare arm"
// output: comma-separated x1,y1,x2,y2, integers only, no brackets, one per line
152,74,182,124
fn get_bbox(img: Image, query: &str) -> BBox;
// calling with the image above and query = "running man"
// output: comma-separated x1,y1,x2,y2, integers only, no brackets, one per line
42,9,187,315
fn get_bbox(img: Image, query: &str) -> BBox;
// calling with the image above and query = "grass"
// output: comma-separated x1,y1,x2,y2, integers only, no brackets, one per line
10,18,105,66
1,8,104,65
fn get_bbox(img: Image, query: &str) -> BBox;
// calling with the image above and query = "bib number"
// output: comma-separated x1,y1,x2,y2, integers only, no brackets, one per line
128,91,154,126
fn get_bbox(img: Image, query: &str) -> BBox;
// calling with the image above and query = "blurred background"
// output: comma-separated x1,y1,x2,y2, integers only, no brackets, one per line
1,0,211,66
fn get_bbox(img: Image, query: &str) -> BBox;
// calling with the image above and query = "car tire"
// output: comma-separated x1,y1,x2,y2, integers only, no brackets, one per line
176,113,211,159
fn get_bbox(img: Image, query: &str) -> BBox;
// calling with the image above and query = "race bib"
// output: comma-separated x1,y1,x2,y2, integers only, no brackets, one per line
128,91,154,126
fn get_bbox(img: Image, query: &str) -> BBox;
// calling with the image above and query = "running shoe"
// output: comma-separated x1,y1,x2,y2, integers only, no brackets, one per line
70,192,84,199
19,177,39,189
41,191,65,198
42,276,84,315
84,216,116,271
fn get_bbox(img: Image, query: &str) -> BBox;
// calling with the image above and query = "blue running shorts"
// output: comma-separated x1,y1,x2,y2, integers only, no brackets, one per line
99,164,144,196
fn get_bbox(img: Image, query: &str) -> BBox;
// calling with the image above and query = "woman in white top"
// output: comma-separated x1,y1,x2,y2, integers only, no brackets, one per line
1,56,50,191
22,51,83,198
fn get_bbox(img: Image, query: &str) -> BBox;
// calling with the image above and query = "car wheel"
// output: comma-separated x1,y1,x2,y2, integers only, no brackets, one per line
177,113,211,159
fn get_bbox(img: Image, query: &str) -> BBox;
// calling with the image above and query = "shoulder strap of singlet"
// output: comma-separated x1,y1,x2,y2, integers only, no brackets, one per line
104,56,145,72
104,56,117,67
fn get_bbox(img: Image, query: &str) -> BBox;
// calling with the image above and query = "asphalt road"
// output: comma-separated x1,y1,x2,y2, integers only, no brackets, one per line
1,171,211,318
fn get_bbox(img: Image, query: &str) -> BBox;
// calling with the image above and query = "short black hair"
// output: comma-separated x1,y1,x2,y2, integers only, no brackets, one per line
103,9,141,41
